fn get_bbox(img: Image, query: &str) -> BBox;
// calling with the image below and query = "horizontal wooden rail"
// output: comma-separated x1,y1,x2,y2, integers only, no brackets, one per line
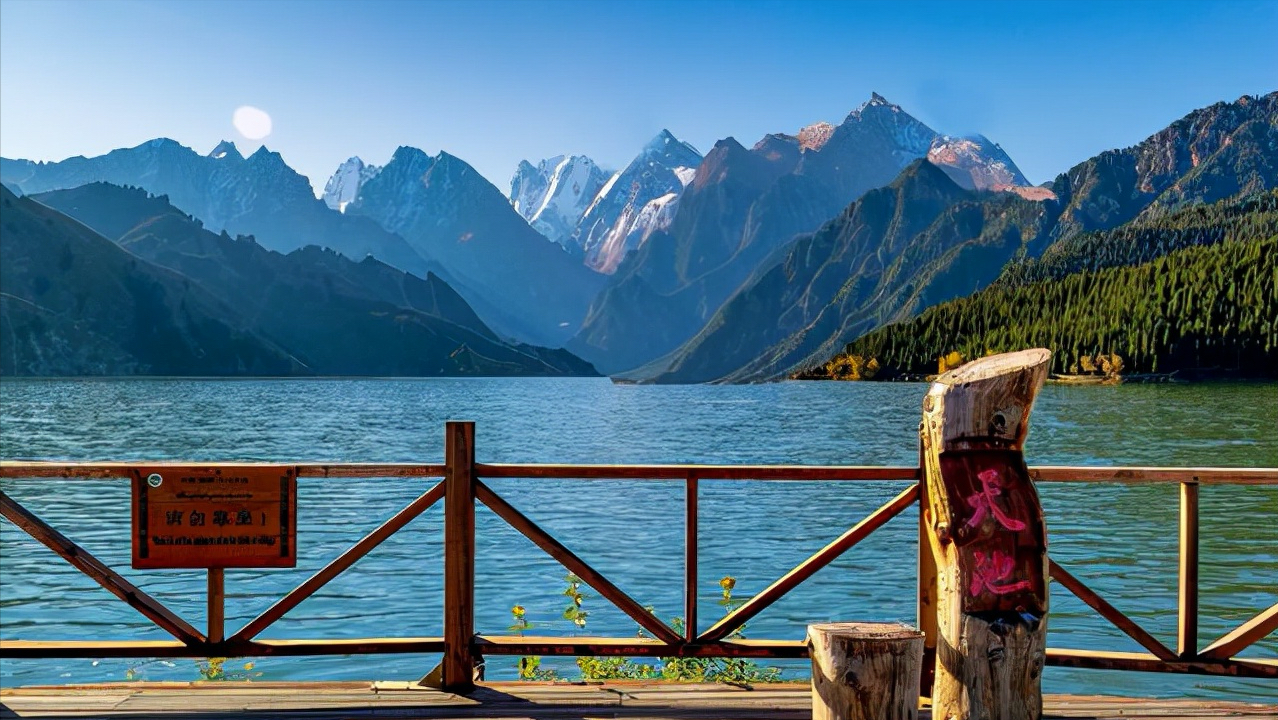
1028,466,1278,485
475,463,920,480
1045,648,1278,678
4,461,1274,484
0,638,446,658
0,462,447,479
475,636,810,658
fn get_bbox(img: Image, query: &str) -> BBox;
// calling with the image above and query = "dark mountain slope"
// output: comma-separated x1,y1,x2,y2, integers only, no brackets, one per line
29,183,597,377
999,190,1277,286
1048,92,1277,240
0,185,301,376
647,161,1056,383
348,147,606,346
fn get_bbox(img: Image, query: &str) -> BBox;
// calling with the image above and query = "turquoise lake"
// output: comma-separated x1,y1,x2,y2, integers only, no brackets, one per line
0,377,1275,700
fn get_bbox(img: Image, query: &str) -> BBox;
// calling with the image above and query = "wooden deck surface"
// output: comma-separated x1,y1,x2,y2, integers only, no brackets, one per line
2,682,1275,719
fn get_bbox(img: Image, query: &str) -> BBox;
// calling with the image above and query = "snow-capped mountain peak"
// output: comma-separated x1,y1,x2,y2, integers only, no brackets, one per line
641,129,701,164
574,129,703,273
927,134,1031,190
509,154,608,254
643,129,700,159
507,130,702,272
322,156,382,212
208,140,243,161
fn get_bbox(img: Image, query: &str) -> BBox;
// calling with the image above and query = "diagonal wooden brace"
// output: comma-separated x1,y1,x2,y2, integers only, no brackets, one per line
1048,559,1177,661
0,491,205,645
475,480,682,645
698,483,919,644
230,481,446,642
1200,602,1278,660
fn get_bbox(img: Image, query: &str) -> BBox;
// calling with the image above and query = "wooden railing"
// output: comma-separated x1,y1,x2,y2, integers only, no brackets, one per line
1,421,1275,693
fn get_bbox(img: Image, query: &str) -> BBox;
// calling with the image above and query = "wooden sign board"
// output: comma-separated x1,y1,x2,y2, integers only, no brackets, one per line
131,466,296,569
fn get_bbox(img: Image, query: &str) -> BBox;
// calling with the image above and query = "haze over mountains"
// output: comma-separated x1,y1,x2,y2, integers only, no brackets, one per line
3,91,1273,380
1,182,596,376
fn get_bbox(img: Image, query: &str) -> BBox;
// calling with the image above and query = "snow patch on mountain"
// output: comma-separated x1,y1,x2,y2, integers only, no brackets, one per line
575,129,702,273
927,135,1030,190
592,191,681,274
323,157,382,212
208,140,243,161
510,155,608,252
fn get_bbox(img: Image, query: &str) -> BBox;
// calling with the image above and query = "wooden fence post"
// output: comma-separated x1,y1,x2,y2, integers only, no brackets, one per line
917,437,937,698
1178,479,1199,659
443,421,476,693
207,568,225,644
921,349,1051,720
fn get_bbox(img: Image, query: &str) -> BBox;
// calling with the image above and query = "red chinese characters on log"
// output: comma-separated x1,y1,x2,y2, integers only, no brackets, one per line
131,466,296,569
938,451,1046,615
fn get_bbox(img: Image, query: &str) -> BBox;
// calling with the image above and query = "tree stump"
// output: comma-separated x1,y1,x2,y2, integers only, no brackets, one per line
921,349,1051,720
808,622,924,720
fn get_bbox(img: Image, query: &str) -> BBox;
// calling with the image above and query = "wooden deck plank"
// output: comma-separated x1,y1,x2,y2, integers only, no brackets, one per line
2,683,1274,719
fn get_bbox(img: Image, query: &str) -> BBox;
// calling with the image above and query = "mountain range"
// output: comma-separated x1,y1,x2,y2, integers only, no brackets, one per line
2,139,601,348
644,92,1277,383
2,91,1272,381
561,93,1037,374
647,92,1277,383
1,182,596,377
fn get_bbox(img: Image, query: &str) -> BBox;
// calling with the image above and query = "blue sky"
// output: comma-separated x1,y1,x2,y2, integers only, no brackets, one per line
2,0,1275,194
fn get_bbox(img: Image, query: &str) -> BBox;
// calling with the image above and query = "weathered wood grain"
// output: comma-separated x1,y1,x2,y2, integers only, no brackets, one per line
809,622,924,720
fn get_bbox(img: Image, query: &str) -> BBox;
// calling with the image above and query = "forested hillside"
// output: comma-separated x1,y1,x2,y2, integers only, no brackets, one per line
998,191,1276,286
802,196,1277,380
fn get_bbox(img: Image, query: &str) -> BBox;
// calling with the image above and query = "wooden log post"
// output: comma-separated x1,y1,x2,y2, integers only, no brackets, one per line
808,622,924,720
921,349,1051,720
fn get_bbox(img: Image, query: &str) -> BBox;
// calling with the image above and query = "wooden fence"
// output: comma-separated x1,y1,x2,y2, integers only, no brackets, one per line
1,421,1275,693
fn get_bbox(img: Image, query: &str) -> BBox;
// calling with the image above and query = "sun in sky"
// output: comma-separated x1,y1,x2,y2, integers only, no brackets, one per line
232,106,272,141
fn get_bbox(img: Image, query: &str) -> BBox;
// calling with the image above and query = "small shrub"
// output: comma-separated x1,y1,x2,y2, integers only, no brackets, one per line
513,573,784,684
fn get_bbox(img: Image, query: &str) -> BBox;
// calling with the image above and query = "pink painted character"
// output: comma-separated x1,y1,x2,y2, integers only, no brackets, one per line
964,468,1026,531
969,550,1033,596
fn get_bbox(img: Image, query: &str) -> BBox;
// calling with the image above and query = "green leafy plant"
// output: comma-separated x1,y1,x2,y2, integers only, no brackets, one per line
510,604,557,680
514,573,783,684
195,657,262,682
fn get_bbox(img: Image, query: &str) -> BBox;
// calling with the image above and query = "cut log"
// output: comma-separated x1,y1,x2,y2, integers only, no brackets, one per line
921,349,1051,720
808,622,924,720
